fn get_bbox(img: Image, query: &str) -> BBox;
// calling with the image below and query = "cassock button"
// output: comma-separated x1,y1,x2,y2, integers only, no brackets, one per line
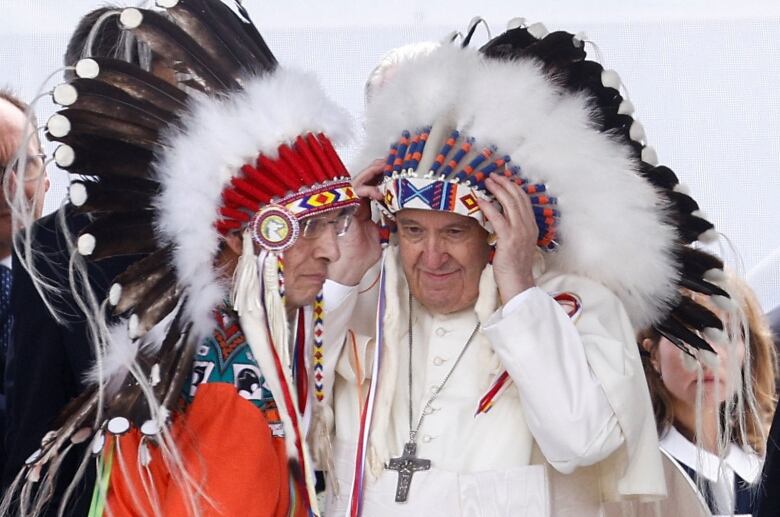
433,356,446,366
435,327,447,337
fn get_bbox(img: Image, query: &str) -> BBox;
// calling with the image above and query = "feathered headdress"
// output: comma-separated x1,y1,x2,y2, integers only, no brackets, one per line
7,1,357,515
343,20,734,515
358,21,730,350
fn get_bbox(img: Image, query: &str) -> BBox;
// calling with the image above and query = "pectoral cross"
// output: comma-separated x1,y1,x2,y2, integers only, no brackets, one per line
385,441,431,503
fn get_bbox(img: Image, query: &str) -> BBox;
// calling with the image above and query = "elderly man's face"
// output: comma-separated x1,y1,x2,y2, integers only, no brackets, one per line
282,208,355,309
0,98,49,252
396,209,490,314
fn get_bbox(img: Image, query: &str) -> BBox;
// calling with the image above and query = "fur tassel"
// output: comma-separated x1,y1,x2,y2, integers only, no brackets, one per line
262,251,290,368
232,233,320,513
367,249,405,479
308,404,337,494
232,238,299,457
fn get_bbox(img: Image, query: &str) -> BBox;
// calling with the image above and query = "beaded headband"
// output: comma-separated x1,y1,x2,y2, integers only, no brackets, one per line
378,126,559,250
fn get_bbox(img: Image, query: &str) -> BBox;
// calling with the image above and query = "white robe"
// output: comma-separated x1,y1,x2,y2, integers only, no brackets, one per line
322,250,665,516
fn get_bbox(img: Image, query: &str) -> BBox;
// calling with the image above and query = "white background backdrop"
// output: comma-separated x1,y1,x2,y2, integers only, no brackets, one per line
2,0,779,310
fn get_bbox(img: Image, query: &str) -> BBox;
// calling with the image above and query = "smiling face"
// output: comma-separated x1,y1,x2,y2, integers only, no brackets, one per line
396,208,490,315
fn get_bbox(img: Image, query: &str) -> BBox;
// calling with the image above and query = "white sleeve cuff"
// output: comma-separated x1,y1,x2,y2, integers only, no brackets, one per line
323,279,358,312
500,286,544,318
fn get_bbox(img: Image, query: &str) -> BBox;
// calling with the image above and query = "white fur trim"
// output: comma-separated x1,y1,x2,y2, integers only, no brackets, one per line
108,283,122,306
53,83,78,107
69,182,87,207
506,17,526,30
154,68,352,342
629,120,646,143
46,114,71,138
358,46,679,329
119,8,143,30
673,183,690,195
618,99,635,116
54,144,75,168
703,327,728,345
128,314,140,339
75,58,100,79
527,22,549,39
601,69,622,89
704,268,726,283
699,229,719,244
712,294,736,312
77,234,95,256
641,146,658,165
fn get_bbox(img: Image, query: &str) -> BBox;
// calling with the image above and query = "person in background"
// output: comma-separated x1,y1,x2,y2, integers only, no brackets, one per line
640,274,777,516
2,1,361,516
0,88,49,471
2,6,153,513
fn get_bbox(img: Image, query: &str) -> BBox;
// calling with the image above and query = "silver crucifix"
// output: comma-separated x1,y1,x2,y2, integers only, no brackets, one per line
385,441,431,502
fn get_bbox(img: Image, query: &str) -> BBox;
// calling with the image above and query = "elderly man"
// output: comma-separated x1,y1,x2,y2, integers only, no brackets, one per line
324,22,728,517
2,9,145,514
0,89,49,469
4,3,359,517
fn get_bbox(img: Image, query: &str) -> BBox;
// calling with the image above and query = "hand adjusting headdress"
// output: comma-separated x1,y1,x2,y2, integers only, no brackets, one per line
12,0,357,513
359,20,730,351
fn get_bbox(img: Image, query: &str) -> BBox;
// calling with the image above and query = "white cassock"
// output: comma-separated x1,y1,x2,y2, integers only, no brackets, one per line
322,249,666,517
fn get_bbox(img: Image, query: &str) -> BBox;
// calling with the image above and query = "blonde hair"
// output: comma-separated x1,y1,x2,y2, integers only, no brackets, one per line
639,274,777,454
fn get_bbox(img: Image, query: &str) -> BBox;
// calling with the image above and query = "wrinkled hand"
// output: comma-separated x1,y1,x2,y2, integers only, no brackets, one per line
477,175,538,303
352,158,385,202
327,160,384,286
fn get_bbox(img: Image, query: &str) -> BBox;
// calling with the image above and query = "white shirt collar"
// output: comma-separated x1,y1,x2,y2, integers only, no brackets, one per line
659,425,762,483
0,255,11,269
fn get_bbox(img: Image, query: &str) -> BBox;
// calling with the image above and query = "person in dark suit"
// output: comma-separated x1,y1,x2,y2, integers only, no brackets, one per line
3,207,134,514
757,305,780,517
2,8,140,514
769,306,780,346
0,87,50,474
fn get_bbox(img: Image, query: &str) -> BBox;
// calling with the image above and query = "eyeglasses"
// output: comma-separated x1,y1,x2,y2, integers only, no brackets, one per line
299,206,357,239
1,152,47,181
